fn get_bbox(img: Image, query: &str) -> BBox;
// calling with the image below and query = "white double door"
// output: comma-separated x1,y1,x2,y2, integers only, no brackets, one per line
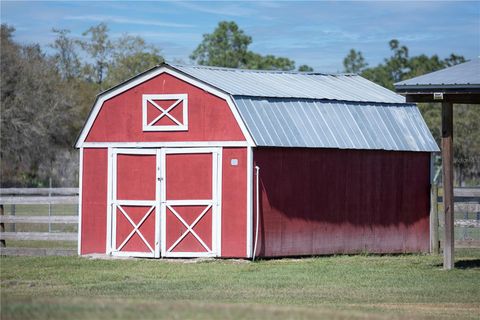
107,147,222,258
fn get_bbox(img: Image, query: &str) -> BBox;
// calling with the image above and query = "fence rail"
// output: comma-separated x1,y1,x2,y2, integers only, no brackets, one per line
0,196,78,205
0,232,77,241
0,188,78,256
0,215,77,224
0,188,78,195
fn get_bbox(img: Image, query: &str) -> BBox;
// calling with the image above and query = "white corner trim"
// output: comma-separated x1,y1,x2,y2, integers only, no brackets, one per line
75,66,256,148
77,147,83,256
216,147,223,257
106,147,113,255
246,146,253,258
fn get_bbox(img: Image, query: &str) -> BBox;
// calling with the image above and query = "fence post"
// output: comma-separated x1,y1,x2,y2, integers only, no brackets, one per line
430,183,439,254
1,204,5,248
48,178,52,233
462,211,469,240
11,204,16,232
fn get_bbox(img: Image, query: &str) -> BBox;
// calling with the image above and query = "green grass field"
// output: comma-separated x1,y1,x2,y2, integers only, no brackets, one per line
1,250,479,320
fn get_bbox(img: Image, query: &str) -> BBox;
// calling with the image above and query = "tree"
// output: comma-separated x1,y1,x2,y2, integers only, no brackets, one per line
78,23,113,87
1,23,167,187
105,34,164,87
385,39,409,83
343,49,367,74
245,52,295,71
1,24,80,186
344,39,467,90
444,54,466,67
191,21,298,71
298,64,314,72
50,28,81,80
190,21,251,68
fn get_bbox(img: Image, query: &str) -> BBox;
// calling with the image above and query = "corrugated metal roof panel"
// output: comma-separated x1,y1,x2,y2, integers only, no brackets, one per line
395,58,480,88
234,96,439,152
173,64,405,103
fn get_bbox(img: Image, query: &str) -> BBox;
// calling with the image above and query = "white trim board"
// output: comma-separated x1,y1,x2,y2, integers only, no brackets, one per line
82,141,248,148
246,146,253,258
75,65,255,148
77,148,83,255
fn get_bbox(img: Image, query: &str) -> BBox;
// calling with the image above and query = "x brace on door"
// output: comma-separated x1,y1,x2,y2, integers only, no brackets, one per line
116,205,155,253
166,204,213,253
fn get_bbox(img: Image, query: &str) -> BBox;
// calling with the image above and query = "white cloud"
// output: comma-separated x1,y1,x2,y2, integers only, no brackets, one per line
172,1,255,17
64,14,195,28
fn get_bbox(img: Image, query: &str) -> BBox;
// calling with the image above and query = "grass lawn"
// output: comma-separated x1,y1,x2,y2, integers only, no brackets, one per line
1,250,480,320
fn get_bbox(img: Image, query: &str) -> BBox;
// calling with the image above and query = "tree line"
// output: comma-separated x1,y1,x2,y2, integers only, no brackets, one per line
1,21,478,187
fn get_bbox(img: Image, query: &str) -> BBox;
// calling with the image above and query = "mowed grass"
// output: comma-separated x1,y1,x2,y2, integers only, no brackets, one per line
1,250,480,320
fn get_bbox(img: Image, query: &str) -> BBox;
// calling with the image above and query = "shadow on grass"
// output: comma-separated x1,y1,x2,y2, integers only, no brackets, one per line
433,259,480,269
435,259,480,269
455,259,480,269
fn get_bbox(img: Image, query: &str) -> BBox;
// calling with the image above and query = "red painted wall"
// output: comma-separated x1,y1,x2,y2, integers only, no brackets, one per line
253,148,431,257
85,73,245,143
81,148,108,254
221,148,248,257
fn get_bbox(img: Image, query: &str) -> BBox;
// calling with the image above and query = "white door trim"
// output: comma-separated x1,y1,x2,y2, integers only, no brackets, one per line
160,147,222,258
108,148,161,258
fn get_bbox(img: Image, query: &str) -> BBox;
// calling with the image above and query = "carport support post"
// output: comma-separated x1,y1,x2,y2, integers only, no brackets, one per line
441,102,454,270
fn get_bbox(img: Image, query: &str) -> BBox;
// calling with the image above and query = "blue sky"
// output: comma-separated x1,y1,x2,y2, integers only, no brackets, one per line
1,1,479,72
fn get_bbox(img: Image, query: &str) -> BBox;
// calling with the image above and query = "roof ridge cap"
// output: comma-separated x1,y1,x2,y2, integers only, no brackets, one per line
171,63,352,76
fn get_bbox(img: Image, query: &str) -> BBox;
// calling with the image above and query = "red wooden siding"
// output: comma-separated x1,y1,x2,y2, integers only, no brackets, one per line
117,154,156,201
165,153,212,200
221,148,248,257
253,148,430,257
81,148,108,254
85,73,245,143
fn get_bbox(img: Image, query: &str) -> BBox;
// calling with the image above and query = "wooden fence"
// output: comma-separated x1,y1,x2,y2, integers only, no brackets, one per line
0,187,479,256
0,188,78,256
430,187,480,253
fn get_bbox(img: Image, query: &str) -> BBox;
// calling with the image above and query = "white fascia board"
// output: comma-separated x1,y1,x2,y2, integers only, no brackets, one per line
75,65,256,148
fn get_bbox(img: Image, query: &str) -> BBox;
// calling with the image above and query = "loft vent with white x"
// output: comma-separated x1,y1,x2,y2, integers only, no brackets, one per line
142,94,188,131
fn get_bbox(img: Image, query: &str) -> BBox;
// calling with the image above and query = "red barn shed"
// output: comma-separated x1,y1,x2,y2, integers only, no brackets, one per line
75,63,439,258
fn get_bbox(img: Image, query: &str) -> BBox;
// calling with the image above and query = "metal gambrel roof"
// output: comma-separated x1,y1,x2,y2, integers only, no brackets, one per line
395,58,480,90
173,64,405,104
233,96,439,152
170,64,437,152
76,63,439,152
